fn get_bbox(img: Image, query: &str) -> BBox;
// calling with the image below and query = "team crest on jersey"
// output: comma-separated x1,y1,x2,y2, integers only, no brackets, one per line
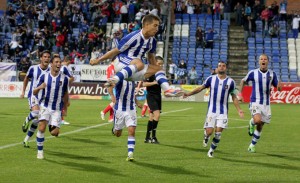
269,76,272,80
225,85,228,89
59,81,62,86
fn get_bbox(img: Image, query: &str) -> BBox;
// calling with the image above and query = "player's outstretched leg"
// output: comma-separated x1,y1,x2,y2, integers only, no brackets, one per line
154,71,183,97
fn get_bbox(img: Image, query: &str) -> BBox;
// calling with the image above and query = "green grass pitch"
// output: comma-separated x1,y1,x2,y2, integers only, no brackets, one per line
0,98,299,182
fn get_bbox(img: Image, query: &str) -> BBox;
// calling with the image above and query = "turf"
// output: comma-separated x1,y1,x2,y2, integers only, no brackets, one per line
0,98,299,182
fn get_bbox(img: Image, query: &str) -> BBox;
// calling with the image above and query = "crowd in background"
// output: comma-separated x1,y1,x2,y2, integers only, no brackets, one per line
0,0,169,72
0,0,299,84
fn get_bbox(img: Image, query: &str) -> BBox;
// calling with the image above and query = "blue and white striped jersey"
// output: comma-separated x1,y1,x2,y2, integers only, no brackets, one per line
117,30,157,65
26,65,50,98
203,75,236,115
60,65,73,78
114,80,136,112
37,72,69,111
243,69,279,105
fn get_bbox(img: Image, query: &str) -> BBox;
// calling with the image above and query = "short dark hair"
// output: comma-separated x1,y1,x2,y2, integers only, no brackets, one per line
142,14,161,26
155,55,163,61
50,54,61,63
40,50,51,58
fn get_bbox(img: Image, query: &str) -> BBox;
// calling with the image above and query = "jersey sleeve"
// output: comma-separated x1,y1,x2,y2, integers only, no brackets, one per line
272,71,279,87
243,70,254,83
61,66,73,78
117,32,137,52
203,76,212,88
26,66,34,78
36,73,45,87
229,80,236,95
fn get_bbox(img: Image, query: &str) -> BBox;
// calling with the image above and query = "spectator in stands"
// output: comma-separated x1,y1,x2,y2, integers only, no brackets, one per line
160,0,169,26
243,16,255,42
177,59,187,84
19,57,31,73
55,30,65,53
205,28,217,49
1,13,12,33
200,0,209,14
75,55,86,65
196,26,205,48
252,0,263,21
234,2,244,26
261,6,270,37
120,3,128,23
212,0,221,20
135,8,144,25
271,1,279,21
279,0,287,21
188,66,198,85
168,60,177,84
128,1,136,23
244,2,251,17
132,20,141,31
113,0,123,22
268,23,279,38
223,0,232,25
186,0,195,15
292,15,300,39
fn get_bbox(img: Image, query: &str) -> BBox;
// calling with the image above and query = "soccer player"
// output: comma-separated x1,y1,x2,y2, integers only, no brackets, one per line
20,50,51,147
143,56,164,144
110,80,142,161
90,14,182,97
239,54,281,153
183,61,244,158
33,55,70,159
60,55,74,125
100,63,115,122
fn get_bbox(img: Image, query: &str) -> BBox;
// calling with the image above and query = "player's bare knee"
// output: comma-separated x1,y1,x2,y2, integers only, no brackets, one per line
131,59,144,71
115,130,122,137
49,125,59,136
205,128,214,136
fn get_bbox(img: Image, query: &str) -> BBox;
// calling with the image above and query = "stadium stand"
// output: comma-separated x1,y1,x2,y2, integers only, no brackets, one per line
172,13,229,83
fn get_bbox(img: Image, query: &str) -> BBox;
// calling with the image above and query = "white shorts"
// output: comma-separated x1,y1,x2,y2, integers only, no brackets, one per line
113,57,148,81
204,113,228,129
38,106,62,128
249,103,271,123
113,110,137,131
28,95,39,109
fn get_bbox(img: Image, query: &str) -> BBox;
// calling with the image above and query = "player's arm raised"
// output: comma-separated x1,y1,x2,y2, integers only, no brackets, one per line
90,48,120,65
20,75,29,98
183,85,206,98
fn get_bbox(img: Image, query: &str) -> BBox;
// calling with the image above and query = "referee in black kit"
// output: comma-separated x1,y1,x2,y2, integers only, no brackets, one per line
143,56,164,144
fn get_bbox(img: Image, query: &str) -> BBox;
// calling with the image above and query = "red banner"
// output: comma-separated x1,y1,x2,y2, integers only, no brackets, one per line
242,83,300,104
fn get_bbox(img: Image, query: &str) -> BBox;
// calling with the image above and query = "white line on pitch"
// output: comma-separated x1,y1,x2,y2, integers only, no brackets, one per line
0,108,192,150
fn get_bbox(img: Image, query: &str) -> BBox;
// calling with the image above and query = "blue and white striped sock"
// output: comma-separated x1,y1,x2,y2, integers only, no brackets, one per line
24,119,38,142
155,71,170,91
36,130,44,153
127,136,135,153
27,110,39,121
210,132,221,152
115,65,137,83
251,130,261,146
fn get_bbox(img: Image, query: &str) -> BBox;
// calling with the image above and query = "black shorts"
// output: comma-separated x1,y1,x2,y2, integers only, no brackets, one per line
147,94,161,112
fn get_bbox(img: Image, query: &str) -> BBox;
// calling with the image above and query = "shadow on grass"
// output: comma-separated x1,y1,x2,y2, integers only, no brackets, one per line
44,158,124,176
159,143,207,153
262,152,300,162
46,150,103,161
219,157,300,171
133,161,211,178
61,136,112,146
